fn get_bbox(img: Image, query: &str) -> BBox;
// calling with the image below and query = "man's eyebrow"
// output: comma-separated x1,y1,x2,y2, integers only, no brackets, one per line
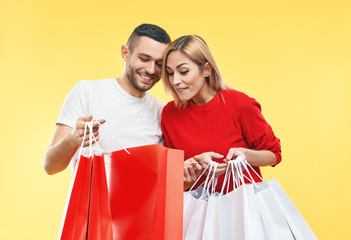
138,53,151,58
138,53,164,62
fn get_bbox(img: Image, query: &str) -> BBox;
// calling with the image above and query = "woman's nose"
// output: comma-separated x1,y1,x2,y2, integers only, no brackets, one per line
173,74,182,85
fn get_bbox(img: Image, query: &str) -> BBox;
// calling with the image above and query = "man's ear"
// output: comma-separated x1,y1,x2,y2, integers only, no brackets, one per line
121,45,129,62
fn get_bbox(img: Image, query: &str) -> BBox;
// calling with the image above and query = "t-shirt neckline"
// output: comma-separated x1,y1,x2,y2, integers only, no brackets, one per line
111,78,148,101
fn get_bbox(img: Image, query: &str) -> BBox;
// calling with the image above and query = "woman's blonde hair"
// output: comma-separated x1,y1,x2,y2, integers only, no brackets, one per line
162,35,228,108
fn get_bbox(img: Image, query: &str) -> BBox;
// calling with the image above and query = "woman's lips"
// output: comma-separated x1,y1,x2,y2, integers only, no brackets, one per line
176,87,187,93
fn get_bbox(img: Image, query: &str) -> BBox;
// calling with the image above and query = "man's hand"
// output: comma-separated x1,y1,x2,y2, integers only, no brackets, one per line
70,115,106,148
43,115,106,175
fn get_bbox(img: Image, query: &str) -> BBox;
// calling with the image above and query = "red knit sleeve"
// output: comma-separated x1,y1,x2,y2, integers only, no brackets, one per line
161,103,174,148
239,97,282,165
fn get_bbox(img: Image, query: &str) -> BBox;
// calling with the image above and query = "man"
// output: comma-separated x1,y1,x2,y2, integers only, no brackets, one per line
43,24,171,175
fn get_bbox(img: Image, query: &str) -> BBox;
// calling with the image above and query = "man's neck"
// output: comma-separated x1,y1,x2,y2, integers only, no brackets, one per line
116,73,146,98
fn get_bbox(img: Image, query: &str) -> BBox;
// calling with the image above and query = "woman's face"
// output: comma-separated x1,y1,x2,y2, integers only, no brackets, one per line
165,50,212,104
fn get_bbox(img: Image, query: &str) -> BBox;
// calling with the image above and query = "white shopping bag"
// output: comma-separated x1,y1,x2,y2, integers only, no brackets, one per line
254,180,295,240
264,179,318,240
183,162,218,240
236,157,318,240
186,159,265,240
218,160,265,240
202,169,220,240
184,156,317,240
202,193,220,240
183,186,203,239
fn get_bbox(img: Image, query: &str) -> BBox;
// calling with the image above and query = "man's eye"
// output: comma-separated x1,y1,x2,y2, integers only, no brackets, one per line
156,62,162,67
180,70,189,75
140,57,147,62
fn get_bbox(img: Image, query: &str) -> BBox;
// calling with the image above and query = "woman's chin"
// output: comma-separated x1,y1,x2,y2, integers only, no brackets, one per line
179,96,191,102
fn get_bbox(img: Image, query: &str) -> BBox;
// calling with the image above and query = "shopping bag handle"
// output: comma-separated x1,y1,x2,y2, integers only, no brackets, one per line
235,156,264,183
96,121,130,154
220,161,237,195
199,162,215,198
77,121,104,159
219,156,264,195
72,121,104,179
204,162,218,197
187,161,215,192
226,156,264,189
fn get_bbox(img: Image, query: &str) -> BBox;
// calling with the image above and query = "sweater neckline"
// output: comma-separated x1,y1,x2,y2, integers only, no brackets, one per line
189,90,221,111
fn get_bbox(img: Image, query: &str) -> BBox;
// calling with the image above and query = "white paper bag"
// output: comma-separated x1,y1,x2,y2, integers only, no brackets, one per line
237,157,318,240
254,180,295,240
183,162,217,240
217,160,265,240
264,179,318,240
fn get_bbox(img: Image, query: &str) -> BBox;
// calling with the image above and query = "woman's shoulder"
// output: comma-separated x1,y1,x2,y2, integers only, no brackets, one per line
221,88,253,105
222,89,262,115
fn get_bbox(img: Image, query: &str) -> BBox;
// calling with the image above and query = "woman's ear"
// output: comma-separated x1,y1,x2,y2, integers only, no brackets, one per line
121,45,129,62
203,62,212,77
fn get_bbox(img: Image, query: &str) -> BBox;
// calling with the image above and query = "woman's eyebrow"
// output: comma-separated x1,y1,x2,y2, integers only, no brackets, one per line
176,63,189,68
166,63,189,69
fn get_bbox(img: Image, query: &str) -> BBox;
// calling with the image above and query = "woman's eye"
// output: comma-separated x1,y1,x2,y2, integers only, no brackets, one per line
167,72,174,76
180,70,189,75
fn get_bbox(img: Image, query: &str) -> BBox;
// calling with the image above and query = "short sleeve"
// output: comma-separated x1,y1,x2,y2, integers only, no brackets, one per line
240,97,282,165
56,80,91,128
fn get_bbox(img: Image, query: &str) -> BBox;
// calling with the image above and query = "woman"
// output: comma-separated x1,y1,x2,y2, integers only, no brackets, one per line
161,35,281,191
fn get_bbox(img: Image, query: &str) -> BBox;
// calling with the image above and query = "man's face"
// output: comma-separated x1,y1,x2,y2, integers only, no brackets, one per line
125,36,169,92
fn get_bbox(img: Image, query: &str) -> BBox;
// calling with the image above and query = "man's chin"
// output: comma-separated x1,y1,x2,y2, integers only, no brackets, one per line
138,81,158,91
135,83,153,92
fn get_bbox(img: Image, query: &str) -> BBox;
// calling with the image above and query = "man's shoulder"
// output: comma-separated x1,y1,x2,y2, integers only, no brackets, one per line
145,92,166,109
72,78,114,90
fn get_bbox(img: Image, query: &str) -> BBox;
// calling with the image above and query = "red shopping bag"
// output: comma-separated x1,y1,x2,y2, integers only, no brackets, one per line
58,154,113,240
109,144,184,240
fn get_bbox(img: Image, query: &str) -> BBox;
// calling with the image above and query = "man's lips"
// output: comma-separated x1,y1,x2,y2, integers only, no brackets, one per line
138,73,155,82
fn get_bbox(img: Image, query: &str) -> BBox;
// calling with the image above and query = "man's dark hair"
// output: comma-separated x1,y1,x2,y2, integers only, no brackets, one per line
126,24,171,52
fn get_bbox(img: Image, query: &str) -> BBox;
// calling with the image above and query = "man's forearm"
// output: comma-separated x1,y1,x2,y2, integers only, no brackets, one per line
43,136,79,175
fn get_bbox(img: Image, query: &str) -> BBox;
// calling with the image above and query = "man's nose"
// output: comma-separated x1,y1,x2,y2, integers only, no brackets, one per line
145,61,156,75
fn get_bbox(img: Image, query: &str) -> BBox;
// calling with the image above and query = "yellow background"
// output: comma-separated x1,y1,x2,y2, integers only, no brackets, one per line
1,0,350,239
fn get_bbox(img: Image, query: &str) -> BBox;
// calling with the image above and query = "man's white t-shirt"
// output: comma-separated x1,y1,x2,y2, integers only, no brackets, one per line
57,78,165,175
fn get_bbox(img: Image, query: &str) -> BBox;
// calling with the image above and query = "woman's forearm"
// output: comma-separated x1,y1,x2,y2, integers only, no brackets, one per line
244,149,277,167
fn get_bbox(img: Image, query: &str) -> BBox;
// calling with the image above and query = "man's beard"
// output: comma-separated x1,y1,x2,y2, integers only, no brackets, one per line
126,66,157,92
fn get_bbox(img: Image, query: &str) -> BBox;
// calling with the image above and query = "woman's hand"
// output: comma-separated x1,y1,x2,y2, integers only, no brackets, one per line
183,152,227,191
184,158,202,183
224,147,277,167
224,147,247,162
193,152,227,177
